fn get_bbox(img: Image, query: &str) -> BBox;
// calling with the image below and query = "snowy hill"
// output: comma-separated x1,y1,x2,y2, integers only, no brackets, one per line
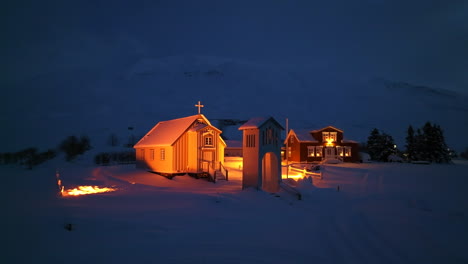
2,55,467,153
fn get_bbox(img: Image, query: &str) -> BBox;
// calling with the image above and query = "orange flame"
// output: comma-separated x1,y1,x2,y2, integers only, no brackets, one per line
61,186,117,196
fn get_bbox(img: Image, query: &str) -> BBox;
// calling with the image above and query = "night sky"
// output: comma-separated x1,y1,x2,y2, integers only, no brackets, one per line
2,0,468,150
3,0,467,90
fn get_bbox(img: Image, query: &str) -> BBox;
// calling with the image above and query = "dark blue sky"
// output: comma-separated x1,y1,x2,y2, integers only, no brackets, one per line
1,0,468,152
2,0,468,93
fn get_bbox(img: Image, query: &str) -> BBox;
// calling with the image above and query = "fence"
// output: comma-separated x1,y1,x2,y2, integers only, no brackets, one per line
288,164,323,179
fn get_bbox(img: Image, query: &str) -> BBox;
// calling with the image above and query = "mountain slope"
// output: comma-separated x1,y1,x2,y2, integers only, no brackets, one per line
2,55,467,152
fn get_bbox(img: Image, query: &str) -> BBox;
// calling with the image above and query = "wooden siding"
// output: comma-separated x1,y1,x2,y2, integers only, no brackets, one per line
287,127,360,163
311,127,344,142
242,129,260,189
173,132,188,172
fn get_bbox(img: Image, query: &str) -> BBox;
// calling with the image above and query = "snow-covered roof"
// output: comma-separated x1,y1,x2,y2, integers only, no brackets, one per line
284,129,319,144
238,116,284,130
189,123,208,132
134,114,217,147
293,129,317,142
310,126,343,133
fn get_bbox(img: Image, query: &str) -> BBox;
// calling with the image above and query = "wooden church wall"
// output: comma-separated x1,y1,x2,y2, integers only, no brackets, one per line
173,133,189,173
187,131,198,173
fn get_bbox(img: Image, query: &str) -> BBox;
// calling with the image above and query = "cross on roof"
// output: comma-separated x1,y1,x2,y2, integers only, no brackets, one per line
195,101,204,114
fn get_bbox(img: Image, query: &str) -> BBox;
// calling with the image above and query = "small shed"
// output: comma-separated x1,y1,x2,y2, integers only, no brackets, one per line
239,117,284,192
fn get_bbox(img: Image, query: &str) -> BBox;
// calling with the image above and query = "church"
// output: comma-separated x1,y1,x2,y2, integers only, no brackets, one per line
134,102,226,177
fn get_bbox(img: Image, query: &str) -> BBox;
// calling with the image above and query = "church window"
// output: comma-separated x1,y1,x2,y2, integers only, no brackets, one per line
205,136,213,146
150,149,155,160
160,148,166,160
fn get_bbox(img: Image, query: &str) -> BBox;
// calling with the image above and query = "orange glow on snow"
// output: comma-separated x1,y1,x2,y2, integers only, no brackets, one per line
282,174,304,179
61,186,117,196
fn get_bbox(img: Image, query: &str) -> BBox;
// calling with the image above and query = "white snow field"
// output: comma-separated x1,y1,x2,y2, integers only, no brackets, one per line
3,158,468,264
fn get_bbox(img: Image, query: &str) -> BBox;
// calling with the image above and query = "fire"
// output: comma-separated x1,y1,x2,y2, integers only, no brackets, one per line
56,169,117,197
61,185,117,196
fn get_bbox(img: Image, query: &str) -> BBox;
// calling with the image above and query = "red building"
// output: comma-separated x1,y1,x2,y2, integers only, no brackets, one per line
284,126,359,163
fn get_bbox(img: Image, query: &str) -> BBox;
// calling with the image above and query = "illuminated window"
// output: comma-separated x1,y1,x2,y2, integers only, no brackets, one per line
322,132,330,142
160,148,166,160
205,136,213,146
150,149,155,160
315,146,323,157
307,146,315,157
344,146,351,157
330,132,337,142
336,146,344,156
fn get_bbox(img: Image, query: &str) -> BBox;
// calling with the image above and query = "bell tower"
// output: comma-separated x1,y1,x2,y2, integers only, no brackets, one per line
239,117,284,192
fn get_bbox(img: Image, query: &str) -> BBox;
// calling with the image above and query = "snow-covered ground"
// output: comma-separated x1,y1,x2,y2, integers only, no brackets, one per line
3,158,468,263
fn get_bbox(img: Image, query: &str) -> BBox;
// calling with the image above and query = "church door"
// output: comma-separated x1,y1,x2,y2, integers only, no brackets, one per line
201,151,214,171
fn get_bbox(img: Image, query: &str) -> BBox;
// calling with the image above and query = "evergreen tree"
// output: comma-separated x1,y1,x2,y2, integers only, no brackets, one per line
431,124,450,163
366,128,396,161
378,132,396,161
409,122,451,163
405,125,416,161
367,128,381,160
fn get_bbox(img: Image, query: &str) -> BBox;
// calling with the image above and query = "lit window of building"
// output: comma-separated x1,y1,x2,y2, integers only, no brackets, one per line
316,146,323,157
160,148,166,160
307,146,315,157
337,146,344,156
322,132,330,141
344,146,351,157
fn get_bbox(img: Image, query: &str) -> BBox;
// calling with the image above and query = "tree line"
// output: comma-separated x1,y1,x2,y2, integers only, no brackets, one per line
0,135,91,169
364,121,455,163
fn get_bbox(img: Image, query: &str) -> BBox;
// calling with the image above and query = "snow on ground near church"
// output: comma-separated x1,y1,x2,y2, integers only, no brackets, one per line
3,159,468,264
